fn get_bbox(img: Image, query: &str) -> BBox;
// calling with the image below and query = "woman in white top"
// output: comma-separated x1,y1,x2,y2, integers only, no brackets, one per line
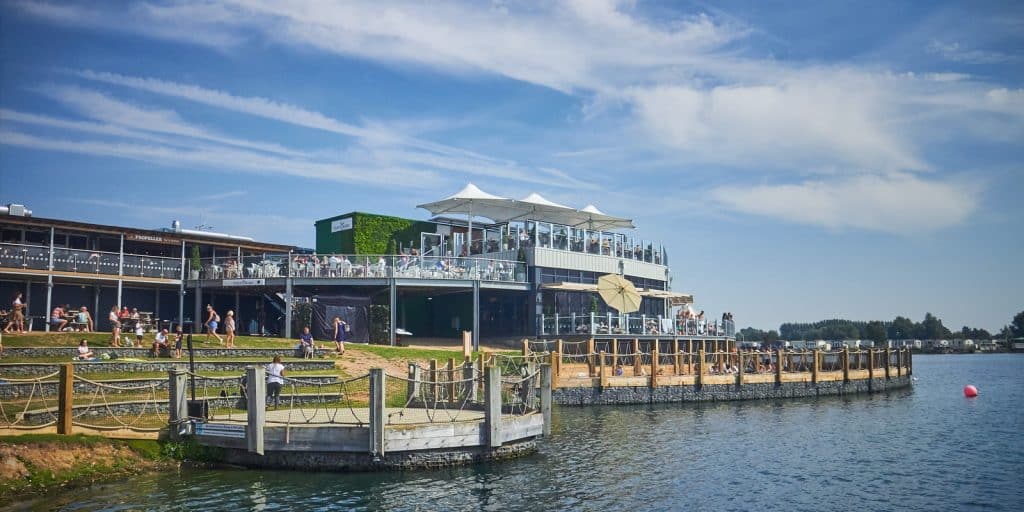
109,306,121,347
77,339,94,360
224,310,236,348
266,355,285,407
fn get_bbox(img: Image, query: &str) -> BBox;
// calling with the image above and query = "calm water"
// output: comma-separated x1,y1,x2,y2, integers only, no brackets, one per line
16,354,1024,511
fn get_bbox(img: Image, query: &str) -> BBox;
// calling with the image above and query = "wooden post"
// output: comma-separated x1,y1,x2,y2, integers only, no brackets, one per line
697,348,705,387
369,368,385,457
867,348,875,380
884,348,892,380
908,348,913,376
673,338,680,375
428,359,438,401
599,350,607,389
245,366,265,455
687,339,693,374
737,351,744,386
463,360,476,401
485,366,502,447
548,351,558,390
540,364,552,436
896,348,902,377
611,338,618,374
632,338,640,376
775,349,783,385
522,339,529,357
650,346,658,388
447,358,457,404
811,350,820,384
407,362,421,402
587,338,595,376
168,368,188,440
555,339,564,379
58,363,74,435
842,347,850,383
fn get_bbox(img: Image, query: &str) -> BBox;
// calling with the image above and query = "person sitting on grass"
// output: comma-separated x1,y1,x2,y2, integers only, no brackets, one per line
77,339,94,360
152,328,169,357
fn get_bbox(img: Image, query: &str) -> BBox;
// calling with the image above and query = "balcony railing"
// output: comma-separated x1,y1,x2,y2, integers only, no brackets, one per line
196,254,528,283
539,312,736,337
0,242,183,279
468,220,666,265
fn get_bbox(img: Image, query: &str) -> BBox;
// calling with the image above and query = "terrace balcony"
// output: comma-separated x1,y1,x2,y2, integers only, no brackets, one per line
0,241,184,281
193,253,528,284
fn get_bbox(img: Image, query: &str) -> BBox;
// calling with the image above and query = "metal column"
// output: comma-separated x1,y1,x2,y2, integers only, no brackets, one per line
193,286,202,335
116,234,124,309
472,280,480,351
44,227,55,332
178,241,185,329
389,279,397,346
284,277,293,339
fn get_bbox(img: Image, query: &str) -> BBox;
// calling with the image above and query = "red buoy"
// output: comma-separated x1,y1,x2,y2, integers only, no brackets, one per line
964,385,978,398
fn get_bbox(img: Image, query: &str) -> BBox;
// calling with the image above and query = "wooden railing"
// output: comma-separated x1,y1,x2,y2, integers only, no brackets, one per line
524,340,913,390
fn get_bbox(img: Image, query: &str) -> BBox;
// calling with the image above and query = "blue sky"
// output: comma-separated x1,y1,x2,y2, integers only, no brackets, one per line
1,0,1022,332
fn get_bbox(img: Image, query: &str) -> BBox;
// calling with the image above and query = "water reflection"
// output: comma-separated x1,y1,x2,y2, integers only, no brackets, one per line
14,355,1024,512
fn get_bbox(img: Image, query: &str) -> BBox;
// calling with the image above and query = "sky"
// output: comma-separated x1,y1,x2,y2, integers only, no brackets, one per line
0,0,1022,333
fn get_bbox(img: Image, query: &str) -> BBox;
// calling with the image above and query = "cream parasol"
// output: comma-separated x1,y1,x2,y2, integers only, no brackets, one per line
597,273,642,313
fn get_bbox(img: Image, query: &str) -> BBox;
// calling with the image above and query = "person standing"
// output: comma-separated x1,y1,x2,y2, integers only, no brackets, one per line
205,304,223,344
173,325,184,359
224,310,236,348
109,305,121,347
266,355,285,408
332,316,348,355
3,292,26,334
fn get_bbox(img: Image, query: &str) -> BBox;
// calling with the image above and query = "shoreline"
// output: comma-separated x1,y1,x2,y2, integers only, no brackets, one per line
0,434,221,507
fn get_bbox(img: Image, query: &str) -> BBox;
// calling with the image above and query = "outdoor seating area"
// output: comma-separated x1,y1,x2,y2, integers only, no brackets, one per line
196,254,526,283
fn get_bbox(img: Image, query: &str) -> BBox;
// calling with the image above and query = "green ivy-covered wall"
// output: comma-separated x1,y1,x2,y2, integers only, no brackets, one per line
315,212,436,255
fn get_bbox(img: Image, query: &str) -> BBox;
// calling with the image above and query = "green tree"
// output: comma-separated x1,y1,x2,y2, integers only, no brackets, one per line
920,312,951,339
888,316,914,340
1011,311,1024,338
865,321,888,348
764,330,779,345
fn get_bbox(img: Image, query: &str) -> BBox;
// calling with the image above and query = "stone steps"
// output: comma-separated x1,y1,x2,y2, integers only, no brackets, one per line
0,374,342,399
0,359,337,376
3,347,301,359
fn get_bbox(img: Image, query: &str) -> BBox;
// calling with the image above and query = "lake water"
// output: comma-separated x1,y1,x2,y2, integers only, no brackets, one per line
18,354,1024,511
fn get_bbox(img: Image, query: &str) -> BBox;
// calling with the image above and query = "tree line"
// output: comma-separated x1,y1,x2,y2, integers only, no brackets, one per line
739,310,1024,345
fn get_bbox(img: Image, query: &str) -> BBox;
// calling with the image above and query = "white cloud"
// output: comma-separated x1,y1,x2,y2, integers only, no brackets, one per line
0,129,433,187
710,173,980,234
72,70,586,188
626,76,928,172
927,40,1014,65
13,0,248,50
38,85,308,157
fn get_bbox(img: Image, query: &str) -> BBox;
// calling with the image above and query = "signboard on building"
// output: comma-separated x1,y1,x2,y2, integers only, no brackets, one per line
127,233,179,245
195,422,246,439
223,279,265,287
330,218,353,232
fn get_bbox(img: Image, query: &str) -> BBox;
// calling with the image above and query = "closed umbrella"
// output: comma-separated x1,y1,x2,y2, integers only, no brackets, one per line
597,273,642,313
